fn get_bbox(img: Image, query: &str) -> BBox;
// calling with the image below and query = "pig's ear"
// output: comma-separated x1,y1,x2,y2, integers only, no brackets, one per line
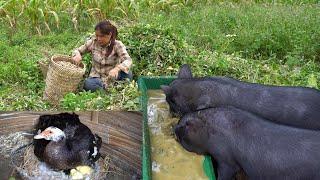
161,85,172,95
178,64,193,79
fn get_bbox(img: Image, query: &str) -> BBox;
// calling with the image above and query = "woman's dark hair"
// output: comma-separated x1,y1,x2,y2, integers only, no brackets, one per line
95,20,118,57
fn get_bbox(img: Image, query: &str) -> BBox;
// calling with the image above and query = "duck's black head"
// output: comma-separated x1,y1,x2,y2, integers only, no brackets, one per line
35,112,81,133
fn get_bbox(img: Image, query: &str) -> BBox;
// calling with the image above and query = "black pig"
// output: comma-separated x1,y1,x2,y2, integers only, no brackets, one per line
175,106,320,180
162,64,320,130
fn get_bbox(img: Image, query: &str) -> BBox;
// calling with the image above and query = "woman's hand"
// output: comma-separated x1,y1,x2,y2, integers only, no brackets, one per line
109,66,120,79
72,53,82,65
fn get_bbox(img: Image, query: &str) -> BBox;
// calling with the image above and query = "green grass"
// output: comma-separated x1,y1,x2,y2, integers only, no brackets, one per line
140,2,320,61
0,1,319,111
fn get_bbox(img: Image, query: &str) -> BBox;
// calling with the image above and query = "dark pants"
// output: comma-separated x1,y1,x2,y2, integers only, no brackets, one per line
83,71,133,92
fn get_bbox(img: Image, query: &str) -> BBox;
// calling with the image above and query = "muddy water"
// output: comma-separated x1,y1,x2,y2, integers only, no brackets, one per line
147,90,207,180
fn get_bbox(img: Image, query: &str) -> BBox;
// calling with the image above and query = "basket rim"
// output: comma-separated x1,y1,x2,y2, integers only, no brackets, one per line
50,54,86,70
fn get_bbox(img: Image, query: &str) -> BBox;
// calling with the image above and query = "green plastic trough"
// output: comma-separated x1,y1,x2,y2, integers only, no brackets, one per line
138,76,216,180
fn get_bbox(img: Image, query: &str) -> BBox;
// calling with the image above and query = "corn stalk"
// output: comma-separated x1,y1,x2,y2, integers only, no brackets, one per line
0,0,198,35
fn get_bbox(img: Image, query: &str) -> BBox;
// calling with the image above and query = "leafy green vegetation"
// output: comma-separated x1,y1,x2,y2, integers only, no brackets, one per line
0,0,319,111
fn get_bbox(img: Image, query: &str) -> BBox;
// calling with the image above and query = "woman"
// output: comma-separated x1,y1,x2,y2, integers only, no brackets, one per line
72,20,133,92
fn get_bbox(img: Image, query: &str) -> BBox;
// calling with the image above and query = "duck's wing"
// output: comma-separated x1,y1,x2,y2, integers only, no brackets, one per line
64,124,99,159
64,125,92,151
90,134,102,162
94,134,102,150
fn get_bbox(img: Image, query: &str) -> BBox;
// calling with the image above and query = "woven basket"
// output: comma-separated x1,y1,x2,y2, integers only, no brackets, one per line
37,59,49,78
44,55,86,105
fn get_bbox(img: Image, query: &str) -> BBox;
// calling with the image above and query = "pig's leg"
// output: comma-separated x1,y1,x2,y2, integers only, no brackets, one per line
217,163,238,180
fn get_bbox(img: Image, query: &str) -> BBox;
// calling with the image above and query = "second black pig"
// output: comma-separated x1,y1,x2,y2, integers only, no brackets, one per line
175,106,320,180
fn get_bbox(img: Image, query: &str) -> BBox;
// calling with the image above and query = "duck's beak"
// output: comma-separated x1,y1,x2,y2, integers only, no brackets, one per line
34,134,45,139
34,130,49,139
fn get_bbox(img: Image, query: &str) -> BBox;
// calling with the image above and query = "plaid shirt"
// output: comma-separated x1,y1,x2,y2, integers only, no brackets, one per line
73,36,132,83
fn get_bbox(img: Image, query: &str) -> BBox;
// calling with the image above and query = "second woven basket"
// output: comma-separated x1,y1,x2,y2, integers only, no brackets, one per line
44,55,86,105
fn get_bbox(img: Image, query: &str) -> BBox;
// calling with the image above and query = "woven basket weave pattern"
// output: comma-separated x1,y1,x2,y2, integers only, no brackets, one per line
44,55,86,105
37,60,49,78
